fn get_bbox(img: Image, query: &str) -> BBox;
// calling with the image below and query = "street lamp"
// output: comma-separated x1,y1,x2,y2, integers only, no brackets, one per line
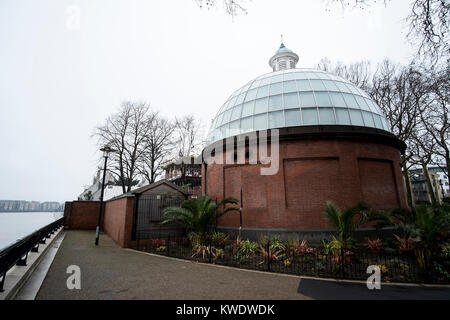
95,145,116,246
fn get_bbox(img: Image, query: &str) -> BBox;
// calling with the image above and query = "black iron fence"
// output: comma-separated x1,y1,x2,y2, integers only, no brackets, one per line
0,217,64,292
134,234,450,284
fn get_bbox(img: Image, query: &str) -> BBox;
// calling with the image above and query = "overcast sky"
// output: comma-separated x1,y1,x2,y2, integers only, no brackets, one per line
0,0,415,202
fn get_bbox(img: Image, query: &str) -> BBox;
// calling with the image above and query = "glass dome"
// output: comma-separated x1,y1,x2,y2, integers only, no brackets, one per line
206,68,391,146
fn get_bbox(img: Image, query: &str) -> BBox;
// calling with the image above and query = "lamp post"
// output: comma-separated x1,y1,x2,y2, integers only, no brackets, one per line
95,145,115,246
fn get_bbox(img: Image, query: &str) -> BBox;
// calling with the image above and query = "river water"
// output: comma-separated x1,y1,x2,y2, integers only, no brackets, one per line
0,212,63,250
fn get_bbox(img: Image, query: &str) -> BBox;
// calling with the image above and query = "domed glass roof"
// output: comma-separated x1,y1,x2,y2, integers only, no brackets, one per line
206,68,391,146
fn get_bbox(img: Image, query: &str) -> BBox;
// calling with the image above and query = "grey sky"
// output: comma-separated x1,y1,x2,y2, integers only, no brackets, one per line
0,0,415,202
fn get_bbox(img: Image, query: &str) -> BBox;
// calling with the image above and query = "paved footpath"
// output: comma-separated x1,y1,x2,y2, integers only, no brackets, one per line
34,231,450,300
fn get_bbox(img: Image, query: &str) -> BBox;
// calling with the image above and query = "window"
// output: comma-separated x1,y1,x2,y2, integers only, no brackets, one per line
284,92,299,108
240,116,253,132
354,95,370,111
322,80,339,91
302,108,318,125
283,80,297,92
373,114,383,129
335,82,353,93
285,109,301,126
271,74,283,83
269,111,284,128
269,82,283,95
254,113,267,130
299,92,316,107
297,80,311,91
315,92,332,106
244,88,258,102
343,93,359,108
319,108,336,124
254,97,268,114
330,92,347,107
349,109,364,126
241,101,254,117
256,85,269,98
230,104,243,121
362,111,375,127
269,94,283,111
335,108,351,125
309,79,326,91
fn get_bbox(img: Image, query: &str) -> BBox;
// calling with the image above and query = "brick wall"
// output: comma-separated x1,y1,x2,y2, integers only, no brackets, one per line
204,138,407,231
64,201,101,230
103,196,135,248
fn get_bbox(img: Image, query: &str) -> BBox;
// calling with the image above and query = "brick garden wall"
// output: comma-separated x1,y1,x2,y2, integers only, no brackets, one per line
102,196,135,248
64,201,101,230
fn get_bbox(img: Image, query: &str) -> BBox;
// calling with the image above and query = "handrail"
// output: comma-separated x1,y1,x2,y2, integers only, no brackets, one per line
0,217,64,292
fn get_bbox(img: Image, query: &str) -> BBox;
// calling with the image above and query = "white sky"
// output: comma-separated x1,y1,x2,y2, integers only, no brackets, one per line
0,0,415,202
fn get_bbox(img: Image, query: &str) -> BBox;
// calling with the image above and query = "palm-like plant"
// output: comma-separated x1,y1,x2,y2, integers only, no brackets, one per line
161,195,239,241
323,201,371,248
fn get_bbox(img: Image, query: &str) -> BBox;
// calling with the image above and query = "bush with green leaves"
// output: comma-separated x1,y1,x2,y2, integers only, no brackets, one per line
323,201,370,248
239,239,259,258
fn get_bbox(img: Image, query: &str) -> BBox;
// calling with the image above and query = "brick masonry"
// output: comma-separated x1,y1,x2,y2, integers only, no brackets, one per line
203,137,407,231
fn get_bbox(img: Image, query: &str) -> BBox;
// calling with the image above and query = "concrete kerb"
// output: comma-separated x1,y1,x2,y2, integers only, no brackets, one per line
0,227,65,300
126,248,450,289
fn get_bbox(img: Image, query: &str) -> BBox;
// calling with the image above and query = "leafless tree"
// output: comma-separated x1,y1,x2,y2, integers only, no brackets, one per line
421,65,450,185
409,125,438,204
329,0,449,64
194,0,248,16
369,60,432,206
317,58,372,91
95,101,152,193
138,116,175,184
173,115,204,184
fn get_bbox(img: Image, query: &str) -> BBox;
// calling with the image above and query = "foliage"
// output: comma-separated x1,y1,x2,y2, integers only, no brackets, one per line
293,240,315,255
211,232,228,246
188,232,202,247
215,248,224,259
270,235,286,252
323,201,370,248
366,238,383,254
370,204,450,251
239,240,259,258
259,245,282,265
162,195,239,238
156,246,166,252
191,244,215,259
394,235,417,253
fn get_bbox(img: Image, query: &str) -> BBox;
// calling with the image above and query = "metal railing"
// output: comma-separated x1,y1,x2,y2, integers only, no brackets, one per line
0,217,64,292
134,234,450,285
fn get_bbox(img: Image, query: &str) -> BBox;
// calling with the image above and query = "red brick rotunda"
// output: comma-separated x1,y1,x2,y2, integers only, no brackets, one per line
202,43,407,240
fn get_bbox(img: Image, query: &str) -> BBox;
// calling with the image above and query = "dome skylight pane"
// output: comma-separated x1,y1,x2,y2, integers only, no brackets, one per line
285,109,301,126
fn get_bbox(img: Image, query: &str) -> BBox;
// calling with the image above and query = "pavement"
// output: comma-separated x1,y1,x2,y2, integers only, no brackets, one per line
33,230,450,300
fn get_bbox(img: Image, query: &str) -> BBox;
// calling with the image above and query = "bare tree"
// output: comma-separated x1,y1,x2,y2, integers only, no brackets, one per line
409,126,438,204
317,57,372,91
138,115,175,184
174,115,204,159
369,60,432,207
95,101,152,193
194,0,248,16
421,65,450,185
329,0,449,63
173,115,204,185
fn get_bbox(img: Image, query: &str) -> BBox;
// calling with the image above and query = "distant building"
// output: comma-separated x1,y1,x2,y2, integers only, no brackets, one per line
410,166,449,203
163,157,202,198
0,200,63,212
78,169,141,201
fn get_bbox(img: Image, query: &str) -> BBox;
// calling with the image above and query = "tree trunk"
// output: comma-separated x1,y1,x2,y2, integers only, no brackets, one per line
403,168,415,209
422,163,436,205
401,157,415,209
